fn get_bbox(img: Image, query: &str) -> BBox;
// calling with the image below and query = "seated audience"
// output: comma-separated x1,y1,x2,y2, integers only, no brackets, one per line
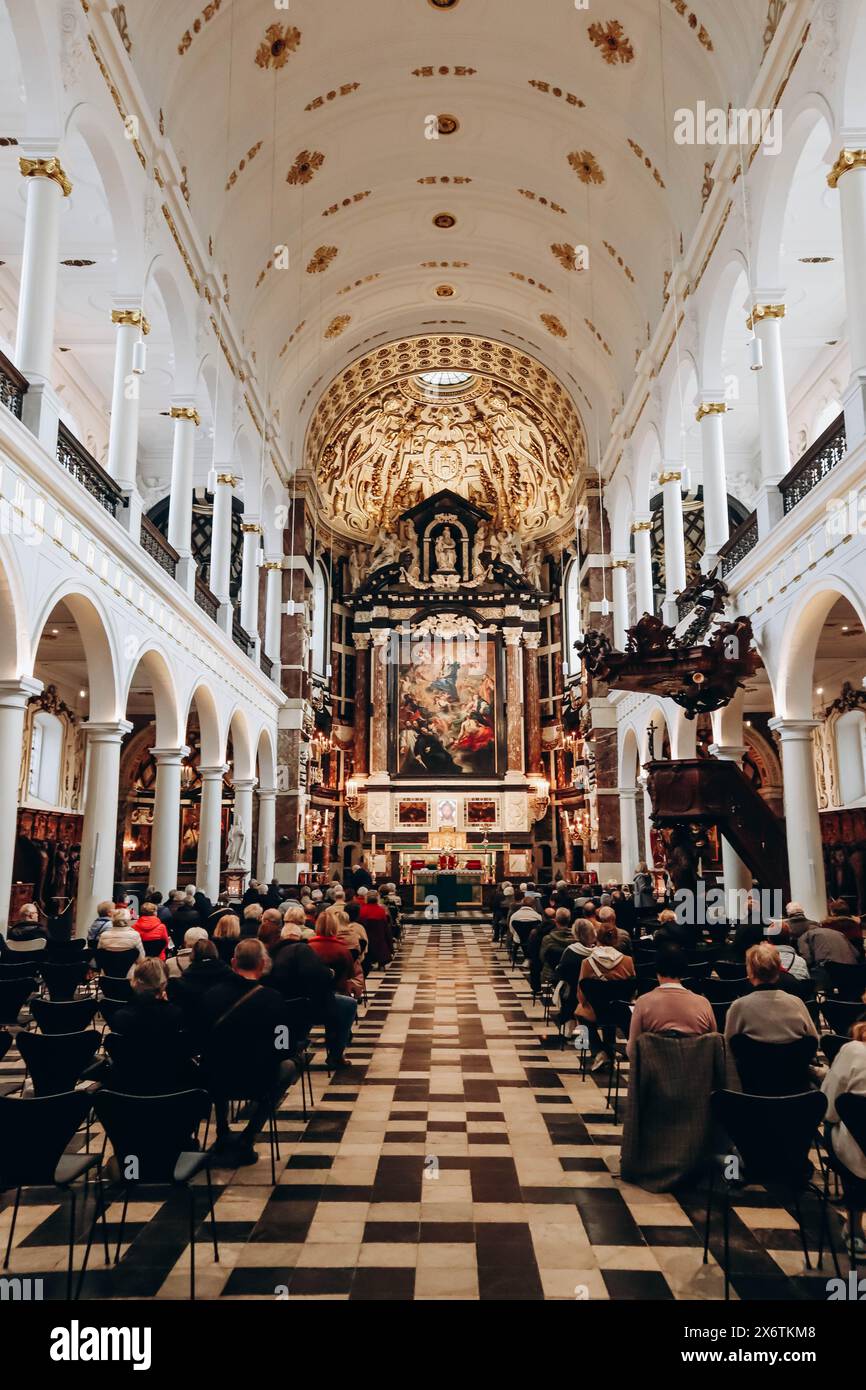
575,920,637,1070
241,903,264,938
257,908,284,952
112,957,186,1043
539,907,574,984
598,904,633,957
724,943,819,1044
554,918,596,1033
763,920,810,983
628,944,715,1059
168,938,231,1037
334,911,368,999
821,899,864,956
508,891,543,951
282,902,313,941
99,908,144,958
308,907,355,992
821,1018,866,1257
798,914,861,986
784,900,819,943
358,889,393,969
134,901,171,959
6,901,47,944
652,907,692,950
87,900,116,948
213,912,241,964
166,925,210,978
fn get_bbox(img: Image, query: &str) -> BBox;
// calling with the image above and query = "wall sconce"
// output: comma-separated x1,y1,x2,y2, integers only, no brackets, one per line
346,777,366,816
528,775,550,821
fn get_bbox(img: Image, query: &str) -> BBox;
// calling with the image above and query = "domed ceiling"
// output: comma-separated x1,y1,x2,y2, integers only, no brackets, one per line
310,334,584,542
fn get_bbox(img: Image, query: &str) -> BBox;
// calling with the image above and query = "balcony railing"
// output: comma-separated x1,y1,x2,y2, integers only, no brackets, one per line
232,616,255,659
718,509,759,578
194,579,219,622
0,349,27,420
780,413,847,516
140,515,179,580
259,649,275,680
56,423,123,517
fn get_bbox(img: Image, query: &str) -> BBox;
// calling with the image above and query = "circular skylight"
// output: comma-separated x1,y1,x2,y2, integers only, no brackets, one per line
416,370,475,393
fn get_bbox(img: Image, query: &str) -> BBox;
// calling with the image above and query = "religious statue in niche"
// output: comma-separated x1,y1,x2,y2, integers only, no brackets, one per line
434,526,458,574
226,813,247,869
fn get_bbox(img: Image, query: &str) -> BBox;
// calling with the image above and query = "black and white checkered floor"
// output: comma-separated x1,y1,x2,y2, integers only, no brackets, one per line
0,919,855,1300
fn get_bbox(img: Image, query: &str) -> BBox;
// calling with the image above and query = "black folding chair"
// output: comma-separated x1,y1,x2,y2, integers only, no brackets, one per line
826,963,866,1001
17,1030,100,1096
605,1000,635,1123
0,977,37,1029
103,1031,200,1097
44,940,87,964
578,976,637,1076
0,1091,108,1299
710,1000,733,1032
99,976,133,1004
0,960,42,981
3,939,47,961
141,939,167,959
30,998,99,1035
701,977,749,1003
0,1031,12,1066
95,947,139,979
704,1089,831,1298
714,959,747,980
822,1000,866,1036
821,1033,850,1066
40,960,90,1003
92,1089,217,1299
729,1034,818,1096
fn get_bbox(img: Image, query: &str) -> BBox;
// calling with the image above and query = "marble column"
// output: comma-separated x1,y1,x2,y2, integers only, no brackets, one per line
15,155,70,449
76,720,132,936
660,467,687,625
209,471,237,632
708,741,754,917
264,560,284,673
196,764,228,903
369,630,390,778
523,632,543,773
107,307,148,493
239,522,262,643
611,556,630,649
256,787,276,883
149,745,189,896
768,717,827,921
618,786,641,883
353,634,370,776
0,678,42,930
559,806,574,879
828,149,866,447
167,404,199,594
749,301,788,536
631,518,654,618
504,630,524,776
232,777,257,878
696,398,730,566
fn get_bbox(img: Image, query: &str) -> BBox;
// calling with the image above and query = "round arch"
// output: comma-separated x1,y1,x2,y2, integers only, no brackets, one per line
699,250,751,389
226,706,254,782
777,579,866,720
0,535,30,679
30,584,118,723
618,724,641,787
254,726,276,789
181,681,222,767
753,97,836,289
661,354,700,463
121,645,182,748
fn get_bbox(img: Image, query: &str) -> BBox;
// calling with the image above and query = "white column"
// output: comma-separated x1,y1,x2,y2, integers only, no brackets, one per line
107,308,147,493
239,522,262,643
768,717,827,921
196,764,228,903
639,774,655,868
632,517,654,618
0,678,43,931
708,742,753,917
660,466,687,624
149,745,189,897
167,403,199,594
618,786,640,883
264,559,283,665
828,149,866,447
76,720,132,936
15,155,70,450
256,787,276,883
696,399,730,566
209,471,237,632
611,556,630,649
232,777,257,879
749,301,788,536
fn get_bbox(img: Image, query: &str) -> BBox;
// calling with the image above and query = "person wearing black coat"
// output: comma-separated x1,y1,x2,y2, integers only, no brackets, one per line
351,860,373,892
167,940,232,1043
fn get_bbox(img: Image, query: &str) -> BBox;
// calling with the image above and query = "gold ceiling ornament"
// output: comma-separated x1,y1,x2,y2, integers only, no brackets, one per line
225,141,263,193
695,401,727,422
657,469,682,486
540,313,568,338
277,321,306,358
413,65,476,76
306,245,339,274
169,405,200,425
315,373,579,542
162,204,201,296
262,560,284,572
255,22,301,71
322,191,371,217
324,315,352,340
762,0,787,59
436,114,460,136
435,285,456,297
827,149,866,189
517,188,567,215
668,1,714,52
568,150,605,186
528,80,585,109
178,1,224,57
18,156,72,197
417,175,472,184
587,19,635,65
510,272,552,293
338,274,382,296
421,260,469,268
86,35,146,170
551,243,580,272
585,319,613,356
433,212,457,228
602,240,635,283
287,149,325,186
305,83,360,112
745,302,785,330
111,308,151,335
627,139,666,189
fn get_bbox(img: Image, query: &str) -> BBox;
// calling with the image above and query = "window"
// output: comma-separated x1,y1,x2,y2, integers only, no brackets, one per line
562,557,582,678
836,710,866,806
27,711,63,806
311,561,330,677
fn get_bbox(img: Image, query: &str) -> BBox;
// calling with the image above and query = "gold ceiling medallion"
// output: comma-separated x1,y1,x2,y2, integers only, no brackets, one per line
435,285,456,297
433,212,457,228
18,156,72,198
322,191,371,217
255,22,301,70
305,83,360,112
541,313,567,338
436,114,460,136
550,243,580,272
417,175,472,184
421,260,469,268
528,80,585,109
413,65,476,77
324,315,352,340
827,149,866,189
287,149,325,186
568,150,605,185
668,1,714,52
225,141,263,193
306,245,339,274
518,188,567,215
510,272,552,294
587,19,635,65
338,274,382,296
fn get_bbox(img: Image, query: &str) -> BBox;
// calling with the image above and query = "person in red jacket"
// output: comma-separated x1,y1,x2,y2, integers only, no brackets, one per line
358,889,393,970
134,901,171,959
308,907,355,994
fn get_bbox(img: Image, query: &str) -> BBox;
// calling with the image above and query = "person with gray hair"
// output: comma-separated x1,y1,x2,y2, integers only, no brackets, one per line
553,919,597,1032
784,901,819,943
111,957,187,1048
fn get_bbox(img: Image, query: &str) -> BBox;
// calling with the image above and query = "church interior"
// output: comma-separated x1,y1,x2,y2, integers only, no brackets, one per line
0,0,866,1332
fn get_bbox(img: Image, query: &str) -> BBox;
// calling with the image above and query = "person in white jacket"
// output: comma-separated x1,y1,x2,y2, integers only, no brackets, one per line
822,1020,866,1257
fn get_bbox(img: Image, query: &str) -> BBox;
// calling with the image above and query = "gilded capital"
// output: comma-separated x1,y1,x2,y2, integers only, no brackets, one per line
746,303,785,331
112,308,151,335
241,522,263,534
610,558,630,570
19,155,72,197
827,148,866,189
263,559,283,572
657,469,682,486
215,472,239,487
169,405,201,425
631,519,653,533
695,401,727,422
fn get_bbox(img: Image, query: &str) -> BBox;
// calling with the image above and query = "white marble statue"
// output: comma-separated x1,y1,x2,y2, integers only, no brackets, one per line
226,813,247,870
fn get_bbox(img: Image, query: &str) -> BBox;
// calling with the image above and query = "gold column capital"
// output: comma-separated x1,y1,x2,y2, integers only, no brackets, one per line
695,401,727,422
19,155,72,197
241,522,263,535
657,469,682,486
827,148,866,189
169,405,200,425
631,519,653,533
263,559,284,572
112,308,151,335
746,303,785,331
610,558,631,570
215,472,239,487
